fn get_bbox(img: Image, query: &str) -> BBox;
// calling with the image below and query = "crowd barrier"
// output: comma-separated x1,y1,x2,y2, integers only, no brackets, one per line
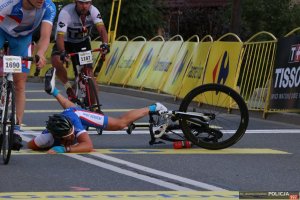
29,28,300,118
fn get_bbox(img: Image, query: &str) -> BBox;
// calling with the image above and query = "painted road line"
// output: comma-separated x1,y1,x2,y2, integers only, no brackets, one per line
0,191,239,200
13,148,290,155
66,154,195,191
91,153,227,191
92,148,290,154
20,128,300,134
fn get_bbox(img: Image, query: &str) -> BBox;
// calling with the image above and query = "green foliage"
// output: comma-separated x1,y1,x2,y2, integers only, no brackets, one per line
229,0,300,39
93,0,165,40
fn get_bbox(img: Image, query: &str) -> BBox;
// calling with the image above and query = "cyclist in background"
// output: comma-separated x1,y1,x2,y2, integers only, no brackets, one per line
27,68,167,153
0,0,56,150
51,0,110,102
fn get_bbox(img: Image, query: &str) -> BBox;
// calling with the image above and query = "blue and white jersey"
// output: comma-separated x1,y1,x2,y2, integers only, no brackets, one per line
33,107,108,149
0,0,56,37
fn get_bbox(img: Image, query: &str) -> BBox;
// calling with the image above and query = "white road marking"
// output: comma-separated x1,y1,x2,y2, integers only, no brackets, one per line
91,153,227,191
66,154,195,191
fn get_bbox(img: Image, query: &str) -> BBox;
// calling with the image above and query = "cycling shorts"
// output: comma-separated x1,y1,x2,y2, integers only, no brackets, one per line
51,38,92,68
0,28,32,73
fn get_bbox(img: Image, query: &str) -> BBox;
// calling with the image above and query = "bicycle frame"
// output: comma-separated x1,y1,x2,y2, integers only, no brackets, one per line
67,48,104,107
0,53,34,164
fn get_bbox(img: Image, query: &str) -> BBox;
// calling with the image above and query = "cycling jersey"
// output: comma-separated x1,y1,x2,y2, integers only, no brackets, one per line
33,107,108,148
55,3,104,43
0,0,56,72
0,0,56,37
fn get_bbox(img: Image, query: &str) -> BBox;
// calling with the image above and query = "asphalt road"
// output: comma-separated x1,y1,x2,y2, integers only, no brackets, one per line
0,81,300,200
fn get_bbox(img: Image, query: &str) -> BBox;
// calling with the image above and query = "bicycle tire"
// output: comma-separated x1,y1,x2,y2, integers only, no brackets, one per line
179,83,249,150
85,78,103,135
1,82,15,164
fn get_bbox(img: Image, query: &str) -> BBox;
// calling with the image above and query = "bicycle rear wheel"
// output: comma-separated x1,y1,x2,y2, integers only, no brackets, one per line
179,84,249,150
0,82,15,164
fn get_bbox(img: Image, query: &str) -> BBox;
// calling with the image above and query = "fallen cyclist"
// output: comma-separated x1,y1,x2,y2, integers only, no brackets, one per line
27,68,167,154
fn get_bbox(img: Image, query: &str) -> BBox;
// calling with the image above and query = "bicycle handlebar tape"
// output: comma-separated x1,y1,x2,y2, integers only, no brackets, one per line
173,141,192,149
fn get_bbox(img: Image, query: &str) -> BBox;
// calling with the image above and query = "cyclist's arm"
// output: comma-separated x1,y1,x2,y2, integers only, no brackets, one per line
95,23,108,44
67,132,93,153
55,33,65,52
35,22,53,67
55,93,76,109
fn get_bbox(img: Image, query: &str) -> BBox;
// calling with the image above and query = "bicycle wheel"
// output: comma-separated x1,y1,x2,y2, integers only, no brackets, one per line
179,83,249,150
1,82,15,164
85,78,103,135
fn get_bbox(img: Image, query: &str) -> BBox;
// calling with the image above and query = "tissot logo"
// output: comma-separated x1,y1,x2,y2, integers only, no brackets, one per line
289,44,300,63
58,21,65,28
97,14,102,19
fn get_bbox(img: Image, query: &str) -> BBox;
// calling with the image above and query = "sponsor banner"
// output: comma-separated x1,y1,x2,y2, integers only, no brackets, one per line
177,41,212,98
196,41,243,106
269,36,300,109
141,41,183,90
96,40,127,84
160,41,198,95
202,41,243,87
109,41,146,85
126,41,164,87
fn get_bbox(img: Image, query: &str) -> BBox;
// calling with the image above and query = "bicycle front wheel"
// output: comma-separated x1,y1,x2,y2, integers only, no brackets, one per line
1,82,15,164
179,84,249,150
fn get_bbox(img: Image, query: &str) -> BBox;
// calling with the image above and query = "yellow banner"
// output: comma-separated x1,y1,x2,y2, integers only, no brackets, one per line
202,41,243,87
109,41,146,85
141,41,183,90
194,41,243,106
96,40,128,84
177,41,212,98
126,41,164,87
160,41,198,95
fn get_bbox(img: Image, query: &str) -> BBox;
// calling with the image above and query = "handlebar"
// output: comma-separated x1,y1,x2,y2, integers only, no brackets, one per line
0,55,39,62
64,48,106,68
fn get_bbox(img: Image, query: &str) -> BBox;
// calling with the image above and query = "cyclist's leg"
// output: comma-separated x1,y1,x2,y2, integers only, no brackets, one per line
106,108,149,131
8,34,32,127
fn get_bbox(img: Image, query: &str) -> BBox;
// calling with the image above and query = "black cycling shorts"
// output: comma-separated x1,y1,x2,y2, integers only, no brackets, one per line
51,38,92,68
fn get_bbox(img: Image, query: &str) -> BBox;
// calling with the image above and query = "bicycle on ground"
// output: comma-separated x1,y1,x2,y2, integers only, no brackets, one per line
65,47,106,135
127,83,249,150
0,43,37,164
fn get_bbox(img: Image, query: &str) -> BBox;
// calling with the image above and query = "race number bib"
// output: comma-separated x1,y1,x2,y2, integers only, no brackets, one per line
78,51,93,65
3,56,22,73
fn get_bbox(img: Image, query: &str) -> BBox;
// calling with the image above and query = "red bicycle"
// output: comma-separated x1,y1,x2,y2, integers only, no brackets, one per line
66,47,105,134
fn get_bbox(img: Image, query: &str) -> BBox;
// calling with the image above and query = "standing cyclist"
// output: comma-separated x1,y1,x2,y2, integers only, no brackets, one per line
51,0,110,102
0,0,56,150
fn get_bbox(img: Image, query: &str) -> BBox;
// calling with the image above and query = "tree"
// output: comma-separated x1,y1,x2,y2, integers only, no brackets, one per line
231,0,300,40
93,0,166,40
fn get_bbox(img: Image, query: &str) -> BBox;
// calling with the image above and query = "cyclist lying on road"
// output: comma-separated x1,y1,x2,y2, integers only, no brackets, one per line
27,68,167,154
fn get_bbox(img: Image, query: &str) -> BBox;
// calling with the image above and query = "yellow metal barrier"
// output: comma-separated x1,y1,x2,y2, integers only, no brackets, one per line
237,31,277,116
141,35,183,92
108,0,122,43
160,35,199,95
96,35,128,84
202,33,243,89
176,35,213,99
125,35,165,88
